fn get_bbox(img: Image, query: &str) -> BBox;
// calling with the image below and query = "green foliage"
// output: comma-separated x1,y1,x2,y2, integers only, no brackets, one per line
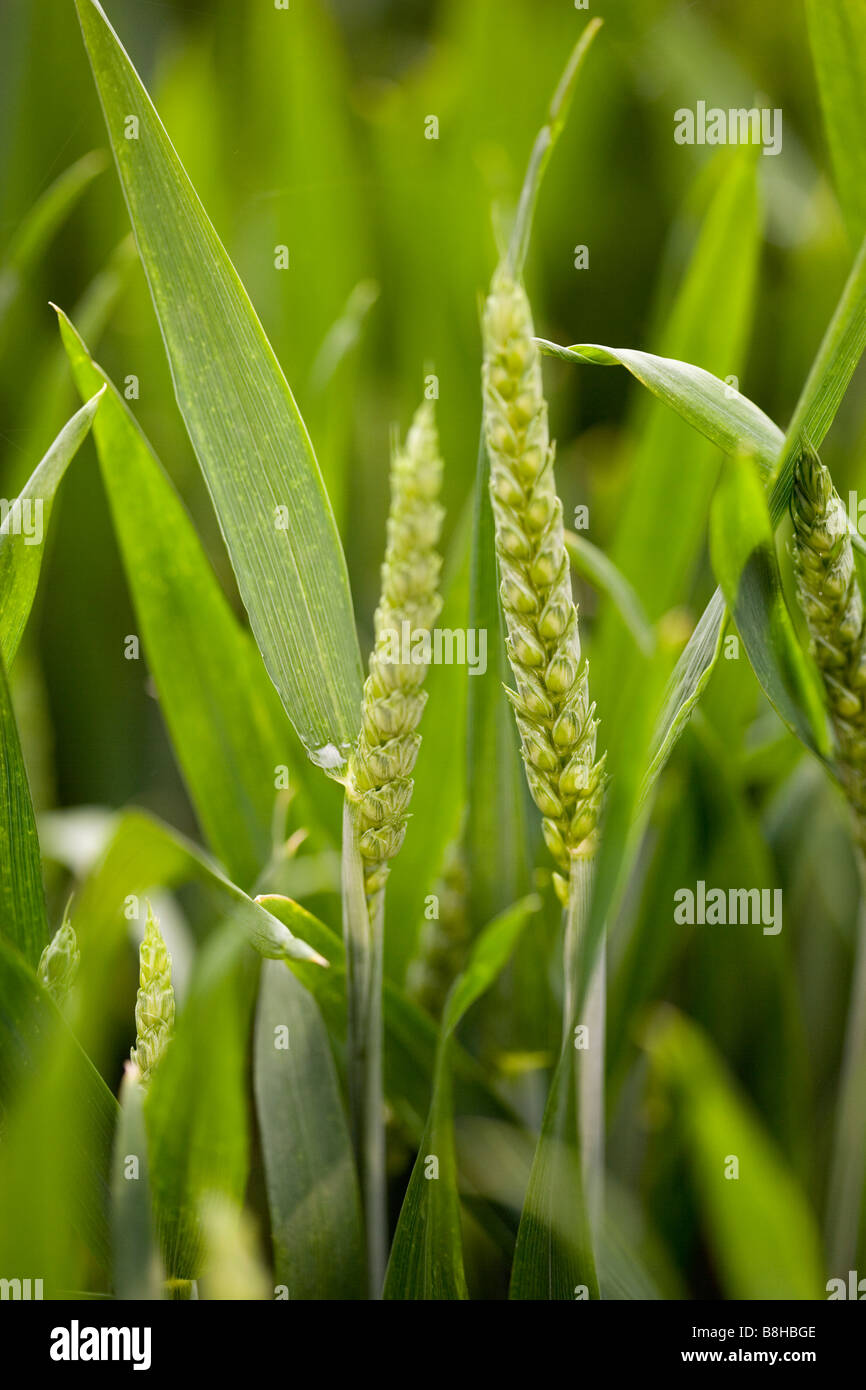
645,1009,826,1300
4,0,866,1306
0,654,48,967
254,960,364,1300
76,0,364,760
0,392,102,669
806,0,866,244
58,310,305,888
384,895,538,1299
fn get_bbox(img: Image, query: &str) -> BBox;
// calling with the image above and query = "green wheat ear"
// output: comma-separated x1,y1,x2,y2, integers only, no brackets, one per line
482,264,606,902
791,445,866,846
130,903,175,1085
347,400,445,900
38,909,80,1005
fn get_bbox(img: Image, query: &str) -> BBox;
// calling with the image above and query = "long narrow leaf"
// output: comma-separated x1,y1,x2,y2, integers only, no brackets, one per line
768,232,866,527
70,808,328,969
806,0,866,244
509,1043,600,1300
645,1008,825,1299
541,340,783,474
57,309,300,889
254,960,363,1299
0,941,117,1283
595,231,866,791
145,925,256,1281
0,151,105,322
0,654,48,967
0,391,103,668
76,0,363,760
256,895,520,1145
384,896,538,1300
643,590,728,794
112,1065,162,1299
600,153,761,654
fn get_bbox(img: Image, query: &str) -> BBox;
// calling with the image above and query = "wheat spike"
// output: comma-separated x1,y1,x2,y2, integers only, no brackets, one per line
37,912,80,1005
791,445,866,846
347,401,444,900
482,265,605,902
130,903,175,1085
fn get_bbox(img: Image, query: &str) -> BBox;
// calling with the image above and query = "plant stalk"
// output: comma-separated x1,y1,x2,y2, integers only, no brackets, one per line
341,800,387,1298
826,855,866,1273
564,853,605,1250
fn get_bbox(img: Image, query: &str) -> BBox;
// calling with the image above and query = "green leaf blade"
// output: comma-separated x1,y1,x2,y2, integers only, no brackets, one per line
0,150,106,323
440,895,540,1040
0,656,48,967
382,1060,467,1301
254,960,364,1300
806,0,866,245
510,1045,600,1301
645,1009,825,1300
385,897,537,1300
57,309,289,889
112,1066,162,1300
145,928,256,1281
541,341,784,475
75,0,363,759
0,391,102,669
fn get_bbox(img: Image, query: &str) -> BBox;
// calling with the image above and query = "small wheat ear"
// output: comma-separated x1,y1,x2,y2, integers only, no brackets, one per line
130,902,175,1085
347,399,445,902
37,904,80,1006
790,443,866,846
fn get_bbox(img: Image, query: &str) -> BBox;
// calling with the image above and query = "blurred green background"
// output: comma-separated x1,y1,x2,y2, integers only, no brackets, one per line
2,0,865,1299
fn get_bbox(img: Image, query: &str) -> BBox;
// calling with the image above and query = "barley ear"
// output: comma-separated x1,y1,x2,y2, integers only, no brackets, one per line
130,903,175,1085
791,445,866,845
37,910,80,1005
347,400,445,901
482,265,605,902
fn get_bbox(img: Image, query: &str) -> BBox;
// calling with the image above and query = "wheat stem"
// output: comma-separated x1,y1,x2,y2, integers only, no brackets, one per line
482,264,606,1253
341,800,387,1297
343,402,444,1296
826,872,866,1273
507,20,603,278
564,853,605,1242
